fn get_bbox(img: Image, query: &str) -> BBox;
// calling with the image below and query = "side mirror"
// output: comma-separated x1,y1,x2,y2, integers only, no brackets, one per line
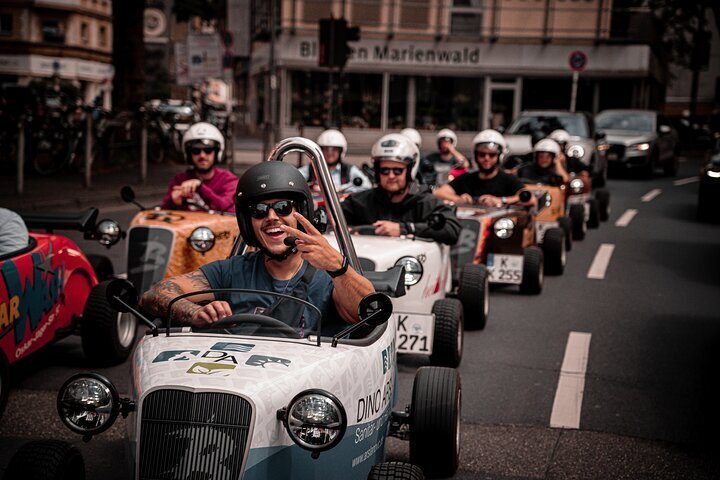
427,213,447,230
358,292,393,326
120,186,135,203
105,278,139,313
519,190,532,203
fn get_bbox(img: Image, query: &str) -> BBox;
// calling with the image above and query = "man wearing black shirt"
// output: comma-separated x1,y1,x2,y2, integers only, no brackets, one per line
516,138,570,186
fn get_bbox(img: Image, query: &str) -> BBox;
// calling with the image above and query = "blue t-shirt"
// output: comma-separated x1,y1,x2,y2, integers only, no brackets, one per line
200,251,334,335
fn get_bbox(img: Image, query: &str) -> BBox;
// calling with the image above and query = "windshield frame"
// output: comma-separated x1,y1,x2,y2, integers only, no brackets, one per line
595,111,656,133
508,113,590,138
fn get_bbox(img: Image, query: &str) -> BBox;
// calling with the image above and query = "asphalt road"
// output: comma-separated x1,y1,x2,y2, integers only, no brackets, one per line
1,155,719,479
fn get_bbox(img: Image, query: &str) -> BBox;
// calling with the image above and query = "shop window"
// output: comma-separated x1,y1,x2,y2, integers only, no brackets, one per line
399,0,431,30
341,73,382,128
0,14,12,35
450,0,483,36
291,71,330,127
303,0,332,24
415,76,482,132
351,0,382,28
389,76,409,129
80,22,89,43
42,19,65,43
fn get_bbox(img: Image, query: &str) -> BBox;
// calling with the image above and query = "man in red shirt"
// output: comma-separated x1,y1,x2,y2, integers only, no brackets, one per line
161,122,238,212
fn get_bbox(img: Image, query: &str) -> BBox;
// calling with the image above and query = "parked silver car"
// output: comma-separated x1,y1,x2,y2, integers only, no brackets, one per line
595,109,679,177
503,110,608,187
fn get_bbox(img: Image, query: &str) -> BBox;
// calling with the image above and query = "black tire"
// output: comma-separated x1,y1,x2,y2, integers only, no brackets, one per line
594,189,610,222
520,246,543,295
410,367,461,479
541,227,566,276
3,440,85,480
85,254,114,282
430,299,463,368
569,204,586,240
587,198,600,229
0,351,9,419
457,263,489,330
557,216,573,251
368,462,425,480
81,281,137,366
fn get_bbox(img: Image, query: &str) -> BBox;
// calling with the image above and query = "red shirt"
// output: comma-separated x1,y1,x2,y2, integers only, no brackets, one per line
160,167,239,213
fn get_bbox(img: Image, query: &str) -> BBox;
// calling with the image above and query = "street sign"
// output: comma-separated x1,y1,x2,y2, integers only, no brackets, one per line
568,50,588,72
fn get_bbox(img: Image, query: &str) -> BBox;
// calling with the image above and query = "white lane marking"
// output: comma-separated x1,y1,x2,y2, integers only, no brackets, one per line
587,244,615,280
550,332,592,429
614,209,638,227
673,176,699,186
641,189,662,202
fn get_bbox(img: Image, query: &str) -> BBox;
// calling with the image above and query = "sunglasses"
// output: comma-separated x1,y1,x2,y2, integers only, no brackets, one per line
475,151,499,159
249,200,296,219
378,167,406,176
190,146,215,155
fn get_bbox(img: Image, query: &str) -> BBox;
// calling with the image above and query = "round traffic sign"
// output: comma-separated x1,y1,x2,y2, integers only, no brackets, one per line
568,50,588,72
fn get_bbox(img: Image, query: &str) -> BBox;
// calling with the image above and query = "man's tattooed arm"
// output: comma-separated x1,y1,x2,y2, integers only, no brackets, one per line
140,270,214,323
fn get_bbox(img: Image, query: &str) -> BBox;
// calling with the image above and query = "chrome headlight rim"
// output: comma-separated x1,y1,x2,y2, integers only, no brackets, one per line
494,217,515,239
189,226,215,252
567,145,585,159
395,256,423,286
569,178,585,194
57,373,120,436
96,219,122,247
284,389,347,452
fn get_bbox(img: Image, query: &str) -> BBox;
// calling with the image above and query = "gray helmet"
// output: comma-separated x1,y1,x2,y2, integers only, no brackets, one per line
234,161,313,248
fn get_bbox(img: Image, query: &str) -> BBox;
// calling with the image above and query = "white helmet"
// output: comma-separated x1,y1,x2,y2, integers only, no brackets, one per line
371,133,420,183
317,129,348,160
549,129,570,145
534,138,561,156
472,129,508,162
400,128,422,149
436,128,457,146
183,122,225,162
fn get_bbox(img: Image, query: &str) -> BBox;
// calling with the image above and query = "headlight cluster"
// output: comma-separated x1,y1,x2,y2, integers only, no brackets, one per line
96,220,122,246
630,143,650,151
494,217,515,239
189,227,215,252
395,256,423,286
284,390,346,452
57,374,120,435
569,178,585,194
567,145,585,158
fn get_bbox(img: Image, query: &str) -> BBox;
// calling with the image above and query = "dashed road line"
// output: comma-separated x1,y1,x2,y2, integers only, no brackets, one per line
615,209,638,227
550,331,592,429
641,189,662,202
587,243,615,280
673,176,699,186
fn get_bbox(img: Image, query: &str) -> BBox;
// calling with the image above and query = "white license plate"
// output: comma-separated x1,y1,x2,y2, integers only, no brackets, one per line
536,221,559,243
486,254,523,284
395,313,434,354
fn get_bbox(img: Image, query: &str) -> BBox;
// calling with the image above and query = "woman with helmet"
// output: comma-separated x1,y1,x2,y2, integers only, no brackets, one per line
434,129,536,208
419,128,470,186
548,129,591,181
298,128,371,192
142,161,373,330
341,133,461,245
516,138,570,186
160,122,239,212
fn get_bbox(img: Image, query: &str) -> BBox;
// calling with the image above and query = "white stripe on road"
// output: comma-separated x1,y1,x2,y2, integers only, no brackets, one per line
550,332,592,429
587,244,615,279
614,209,638,227
641,189,662,202
673,176,699,186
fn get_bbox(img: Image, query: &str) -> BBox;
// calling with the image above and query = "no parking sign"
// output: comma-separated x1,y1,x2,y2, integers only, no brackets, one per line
568,50,588,72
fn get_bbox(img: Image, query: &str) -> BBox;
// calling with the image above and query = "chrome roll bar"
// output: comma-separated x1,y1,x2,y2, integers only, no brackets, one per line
267,137,362,273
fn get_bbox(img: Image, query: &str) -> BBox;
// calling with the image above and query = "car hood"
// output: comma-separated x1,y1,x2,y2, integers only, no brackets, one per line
503,134,534,156
603,130,655,146
350,234,437,271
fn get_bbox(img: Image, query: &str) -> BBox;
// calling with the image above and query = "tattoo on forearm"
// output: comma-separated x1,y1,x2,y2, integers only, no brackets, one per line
187,270,210,290
142,279,185,317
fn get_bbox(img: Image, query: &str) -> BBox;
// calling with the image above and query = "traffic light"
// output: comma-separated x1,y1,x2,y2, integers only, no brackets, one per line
318,18,360,69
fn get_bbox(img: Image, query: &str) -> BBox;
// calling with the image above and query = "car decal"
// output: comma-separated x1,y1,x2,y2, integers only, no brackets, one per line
245,355,291,368
187,362,236,375
211,341,255,353
152,350,200,363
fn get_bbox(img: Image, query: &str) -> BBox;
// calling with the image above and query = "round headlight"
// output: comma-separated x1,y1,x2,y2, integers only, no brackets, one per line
494,217,515,239
189,227,215,252
395,256,423,286
57,373,119,435
567,145,585,159
96,219,121,246
285,390,346,452
569,178,584,194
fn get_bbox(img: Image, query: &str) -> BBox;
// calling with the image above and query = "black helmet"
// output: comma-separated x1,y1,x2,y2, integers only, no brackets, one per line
234,161,313,247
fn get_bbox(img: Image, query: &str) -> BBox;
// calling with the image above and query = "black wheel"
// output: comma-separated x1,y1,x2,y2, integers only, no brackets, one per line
81,281,137,366
367,462,425,480
0,351,9,419
569,204,586,240
592,166,607,188
410,367,461,479
541,227,566,276
85,254,114,282
457,263,489,330
520,246,543,295
430,299,463,368
3,440,85,480
663,155,678,176
594,189,610,222
557,216,573,251
587,198,600,229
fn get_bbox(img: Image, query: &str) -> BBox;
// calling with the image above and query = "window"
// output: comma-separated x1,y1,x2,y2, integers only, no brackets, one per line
99,25,107,46
0,14,11,35
351,0,382,28
450,0,483,36
341,73,382,128
415,76,482,132
80,22,89,43
290,71,329,127
303,0,332,24
388,76,409,128
399,0,431,30
42,19,65,43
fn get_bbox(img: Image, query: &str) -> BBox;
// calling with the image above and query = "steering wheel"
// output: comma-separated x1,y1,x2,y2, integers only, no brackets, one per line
350,225,378,235
201,313,302,339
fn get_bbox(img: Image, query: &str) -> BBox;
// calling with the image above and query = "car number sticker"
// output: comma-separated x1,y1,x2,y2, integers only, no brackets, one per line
395,313,434,354
486,254,523,284
535,221,559,243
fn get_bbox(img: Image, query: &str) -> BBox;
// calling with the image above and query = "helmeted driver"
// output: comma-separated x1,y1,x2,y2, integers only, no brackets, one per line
420,128,470,185
516,138,570,186
142,161,373,331
298,128,371,192
160,122,238,212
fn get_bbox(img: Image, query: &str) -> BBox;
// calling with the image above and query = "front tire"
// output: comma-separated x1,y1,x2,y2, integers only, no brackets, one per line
520,247,543,295
569,204,586,240
457,263,489,330
368,462,425,480
3,440,85,480
81,281,136,366
541,228,566,276
430,299,463,368
410,367,461,479
557,216,573,251
587,198,600,229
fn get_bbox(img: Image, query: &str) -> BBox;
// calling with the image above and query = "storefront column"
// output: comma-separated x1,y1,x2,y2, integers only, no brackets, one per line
593,80,600,114
407,76,416,128
381,71,390,131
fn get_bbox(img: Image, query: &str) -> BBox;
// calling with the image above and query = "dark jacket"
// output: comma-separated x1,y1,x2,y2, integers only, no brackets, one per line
342,185,461,245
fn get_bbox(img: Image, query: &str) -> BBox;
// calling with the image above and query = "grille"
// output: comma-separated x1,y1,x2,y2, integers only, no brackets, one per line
607,144,626,160
139,390,253,480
